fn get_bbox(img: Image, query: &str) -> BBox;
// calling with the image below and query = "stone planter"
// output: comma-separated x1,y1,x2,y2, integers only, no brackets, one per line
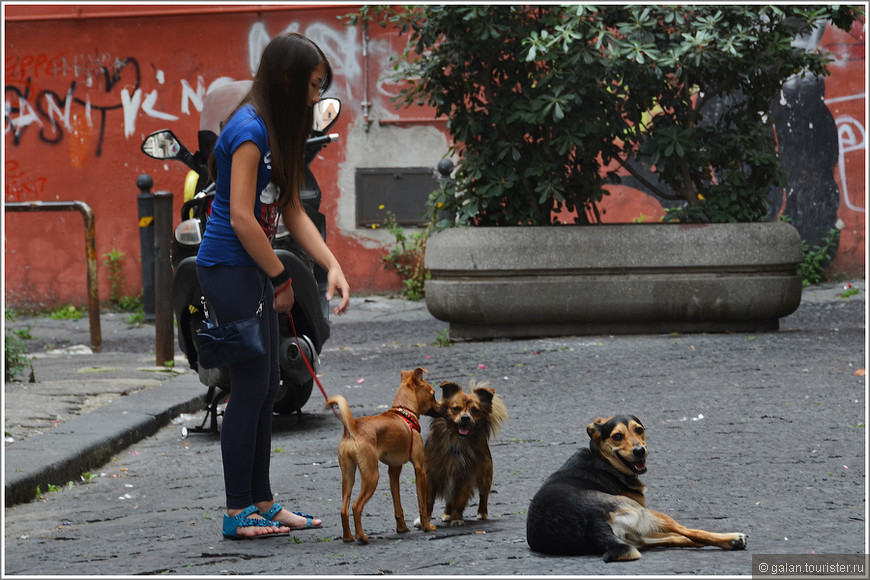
424,222,803,339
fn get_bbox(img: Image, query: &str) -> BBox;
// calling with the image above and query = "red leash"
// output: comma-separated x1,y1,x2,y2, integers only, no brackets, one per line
289,315,340,419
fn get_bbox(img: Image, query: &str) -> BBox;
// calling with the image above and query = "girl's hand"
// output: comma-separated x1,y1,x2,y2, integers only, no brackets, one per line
274,282,295,315
327,267,350,315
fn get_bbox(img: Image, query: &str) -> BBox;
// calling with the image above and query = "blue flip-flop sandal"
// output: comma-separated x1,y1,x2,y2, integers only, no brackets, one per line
223,505,289,540
260,502,322,530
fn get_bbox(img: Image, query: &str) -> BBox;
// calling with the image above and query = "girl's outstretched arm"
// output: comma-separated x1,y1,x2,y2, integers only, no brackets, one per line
281,200,350,315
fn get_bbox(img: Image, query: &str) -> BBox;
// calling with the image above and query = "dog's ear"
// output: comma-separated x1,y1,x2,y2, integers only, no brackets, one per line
473,387,495,409
440,381,462,400
586,416,612,443
413,367,428,382
630,415,644,429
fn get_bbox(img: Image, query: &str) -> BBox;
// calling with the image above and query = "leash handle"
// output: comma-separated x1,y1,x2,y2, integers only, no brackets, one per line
288,315,340,419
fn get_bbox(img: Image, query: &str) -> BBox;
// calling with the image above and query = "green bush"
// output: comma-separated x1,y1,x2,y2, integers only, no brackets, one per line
4,309,31,381
350,5,863,227
103,248,144,312
382,213,429,301
49,305,85,320
798,228,841,287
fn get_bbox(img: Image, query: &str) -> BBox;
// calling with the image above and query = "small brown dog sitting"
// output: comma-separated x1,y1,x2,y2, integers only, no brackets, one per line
422,380,508,526
326,367,443,544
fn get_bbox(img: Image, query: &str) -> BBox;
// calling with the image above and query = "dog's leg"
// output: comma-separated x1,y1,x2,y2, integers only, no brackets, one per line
351,453,380,544
603,544,644,562
388,465,411,533
595,520,642,562
411,460,436,532
446,481,475,526
413,480,437,530
425,479,436,526
646,510,747,550
641,532,704,548
338,450,357,543
476,456,494,521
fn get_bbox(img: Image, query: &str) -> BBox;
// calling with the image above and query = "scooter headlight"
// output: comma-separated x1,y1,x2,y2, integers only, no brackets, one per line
174,219,202,245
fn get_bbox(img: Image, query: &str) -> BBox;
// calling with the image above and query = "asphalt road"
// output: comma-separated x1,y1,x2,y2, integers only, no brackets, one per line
3,283,866,576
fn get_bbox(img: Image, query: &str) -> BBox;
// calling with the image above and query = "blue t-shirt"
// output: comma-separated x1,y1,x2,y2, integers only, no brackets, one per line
196,104,280,268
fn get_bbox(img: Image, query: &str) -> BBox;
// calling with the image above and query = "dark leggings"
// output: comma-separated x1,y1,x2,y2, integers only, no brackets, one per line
196,265,279,510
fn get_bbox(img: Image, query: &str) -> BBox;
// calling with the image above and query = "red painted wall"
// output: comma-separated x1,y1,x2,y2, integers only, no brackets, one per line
822,18,867,275
4,5,865,309
4,4,406,309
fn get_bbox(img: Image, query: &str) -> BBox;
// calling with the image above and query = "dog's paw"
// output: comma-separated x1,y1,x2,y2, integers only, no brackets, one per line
440,513,452,523
728,533,748,550
412,516,436,531
603,545,642,562
448,518,465,527
477,512,489,521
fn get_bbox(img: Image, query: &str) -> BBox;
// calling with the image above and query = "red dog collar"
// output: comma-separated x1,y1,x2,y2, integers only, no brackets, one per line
391,407,421,433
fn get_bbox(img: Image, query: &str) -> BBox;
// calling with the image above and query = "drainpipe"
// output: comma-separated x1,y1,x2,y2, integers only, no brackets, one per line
361,21,373,133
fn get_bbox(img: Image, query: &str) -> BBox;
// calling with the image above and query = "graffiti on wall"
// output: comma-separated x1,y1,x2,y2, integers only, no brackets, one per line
246,22,366,99
4,159,47,199
6,52,140,155
830,95,866,214
3,21,365,163
4,52,214,161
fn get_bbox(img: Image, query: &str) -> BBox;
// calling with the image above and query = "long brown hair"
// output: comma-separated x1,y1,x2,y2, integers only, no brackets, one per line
211,33,332,207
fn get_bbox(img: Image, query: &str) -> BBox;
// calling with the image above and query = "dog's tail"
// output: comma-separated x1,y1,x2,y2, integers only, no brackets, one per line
325,395,358,438
488,393,508,436
469,379,509,437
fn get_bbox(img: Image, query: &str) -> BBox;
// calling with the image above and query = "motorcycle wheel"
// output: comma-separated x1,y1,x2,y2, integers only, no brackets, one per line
273,377,314,415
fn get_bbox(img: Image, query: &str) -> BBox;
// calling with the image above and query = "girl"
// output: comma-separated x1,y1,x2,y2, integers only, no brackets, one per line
196,32,350,539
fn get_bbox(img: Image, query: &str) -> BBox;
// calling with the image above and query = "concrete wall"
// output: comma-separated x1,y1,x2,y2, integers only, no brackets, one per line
4,5,865,308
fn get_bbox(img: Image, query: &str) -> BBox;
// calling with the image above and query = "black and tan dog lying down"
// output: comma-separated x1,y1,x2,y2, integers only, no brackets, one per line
526,415,747,562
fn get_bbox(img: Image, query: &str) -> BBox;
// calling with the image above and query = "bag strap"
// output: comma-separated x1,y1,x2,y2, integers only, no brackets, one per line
255,278,267,317
201,277,268,323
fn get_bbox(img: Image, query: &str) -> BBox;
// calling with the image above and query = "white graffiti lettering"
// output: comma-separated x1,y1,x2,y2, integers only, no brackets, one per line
7,94,43,136
836,112,866,213
120,88,143,138
44,88,74,134
181,76,206,115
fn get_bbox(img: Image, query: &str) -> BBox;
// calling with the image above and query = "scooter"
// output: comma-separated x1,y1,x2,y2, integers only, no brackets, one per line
141,82,340,433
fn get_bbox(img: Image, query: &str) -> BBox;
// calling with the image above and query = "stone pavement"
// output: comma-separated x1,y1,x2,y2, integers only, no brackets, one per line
2,281,866,576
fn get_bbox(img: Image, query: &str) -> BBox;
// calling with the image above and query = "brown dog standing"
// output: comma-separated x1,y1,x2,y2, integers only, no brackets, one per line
326,367,443,544
423,380,508,526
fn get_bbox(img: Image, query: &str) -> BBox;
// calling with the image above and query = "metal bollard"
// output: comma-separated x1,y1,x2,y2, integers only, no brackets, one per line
435,158,455,223
136,174,156,322
153,190,175,366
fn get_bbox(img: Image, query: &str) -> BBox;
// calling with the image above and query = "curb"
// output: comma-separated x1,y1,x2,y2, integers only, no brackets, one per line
4,373,205,507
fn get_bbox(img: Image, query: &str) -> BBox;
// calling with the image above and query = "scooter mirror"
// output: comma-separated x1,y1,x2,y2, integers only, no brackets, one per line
313,98,340,132
142,130,184,160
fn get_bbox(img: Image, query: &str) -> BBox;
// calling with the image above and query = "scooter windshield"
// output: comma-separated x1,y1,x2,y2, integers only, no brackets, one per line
200,80,253,135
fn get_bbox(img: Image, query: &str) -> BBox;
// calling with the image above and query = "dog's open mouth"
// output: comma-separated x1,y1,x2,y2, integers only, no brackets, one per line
457,425,471,437
618,454,647,474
